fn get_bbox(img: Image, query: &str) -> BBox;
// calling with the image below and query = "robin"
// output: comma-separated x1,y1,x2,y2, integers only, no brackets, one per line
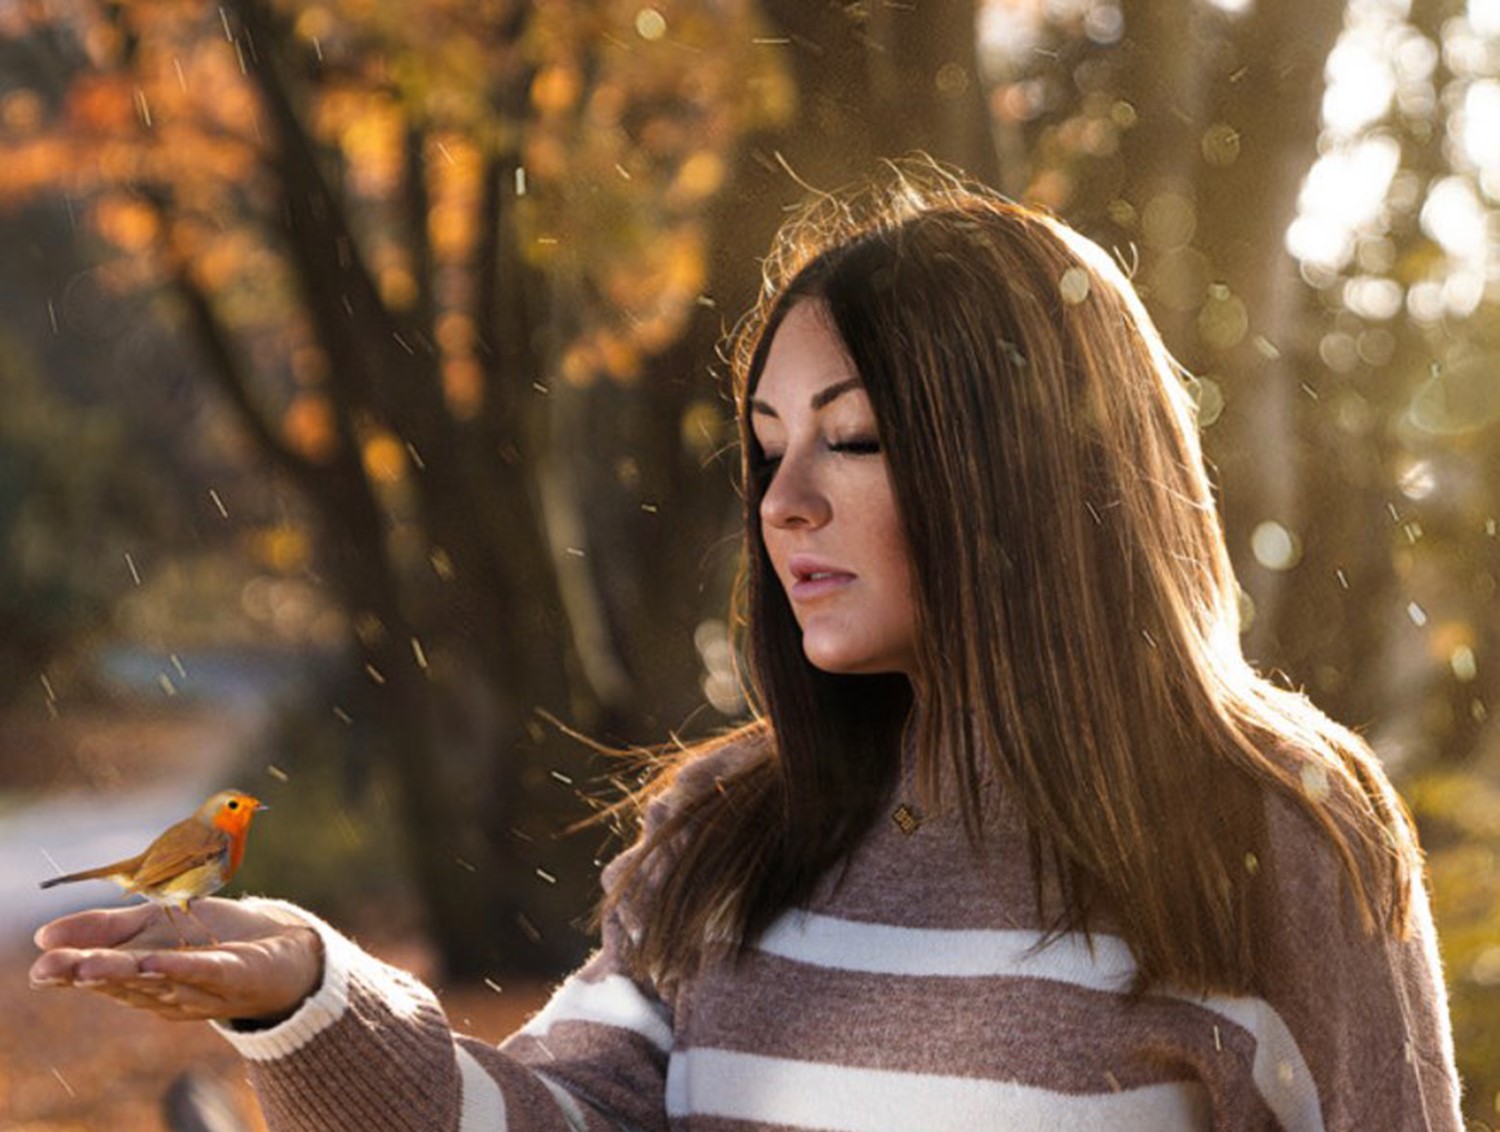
39,789,266,944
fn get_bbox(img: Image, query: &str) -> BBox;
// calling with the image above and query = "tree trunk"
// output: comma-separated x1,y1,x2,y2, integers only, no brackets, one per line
564,0,1000,745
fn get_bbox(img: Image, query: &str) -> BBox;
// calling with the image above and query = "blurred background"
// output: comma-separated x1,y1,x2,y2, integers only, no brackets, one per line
0,0,1497,1127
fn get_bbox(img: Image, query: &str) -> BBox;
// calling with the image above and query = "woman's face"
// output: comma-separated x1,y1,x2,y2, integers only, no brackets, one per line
750,301,918,679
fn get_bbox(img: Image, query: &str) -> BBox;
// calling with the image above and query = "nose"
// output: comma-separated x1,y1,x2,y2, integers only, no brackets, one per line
760,451,831,531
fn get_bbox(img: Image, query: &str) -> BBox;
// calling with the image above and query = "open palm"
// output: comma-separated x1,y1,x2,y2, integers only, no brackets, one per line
30,898,322,1024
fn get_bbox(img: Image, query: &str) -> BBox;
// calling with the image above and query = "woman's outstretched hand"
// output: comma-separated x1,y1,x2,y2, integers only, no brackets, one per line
29,898,323,1025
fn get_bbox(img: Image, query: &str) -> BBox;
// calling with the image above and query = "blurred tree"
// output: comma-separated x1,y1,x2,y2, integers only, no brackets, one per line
0,0,996,975
2,0,762,974
981,0,1500,767
0,330,173,710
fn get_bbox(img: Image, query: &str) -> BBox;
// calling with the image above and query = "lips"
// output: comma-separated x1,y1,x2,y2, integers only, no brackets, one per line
787,554,856,601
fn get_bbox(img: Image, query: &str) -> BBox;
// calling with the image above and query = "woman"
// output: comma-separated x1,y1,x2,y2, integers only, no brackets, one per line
31,168,1463,1130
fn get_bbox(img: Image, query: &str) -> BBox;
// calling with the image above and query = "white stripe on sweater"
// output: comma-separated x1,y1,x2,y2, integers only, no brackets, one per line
757,911,1138,985
755,911,1323,1132
665,1048,1212,1132
518,973,673,1053
456,1045,507,1131
534,1072,593,1132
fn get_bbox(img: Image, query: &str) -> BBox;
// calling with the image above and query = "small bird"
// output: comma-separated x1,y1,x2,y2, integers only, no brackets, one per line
39,789,266,944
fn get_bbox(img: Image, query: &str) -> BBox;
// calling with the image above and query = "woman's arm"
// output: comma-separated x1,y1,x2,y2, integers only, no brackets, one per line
32,889,673,1132
32,839,680,1132
1245,789,1464,1132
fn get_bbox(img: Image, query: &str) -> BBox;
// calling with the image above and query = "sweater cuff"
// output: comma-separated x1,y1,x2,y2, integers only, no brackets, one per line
209,898,358,1061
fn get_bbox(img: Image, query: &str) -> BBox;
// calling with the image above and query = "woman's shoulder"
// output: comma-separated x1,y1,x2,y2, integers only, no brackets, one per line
1251,738,1413,925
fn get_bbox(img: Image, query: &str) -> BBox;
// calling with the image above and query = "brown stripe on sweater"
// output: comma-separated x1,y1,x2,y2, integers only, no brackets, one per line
459,1036,650,1132
682,950,1269,1099
248,974,462,1132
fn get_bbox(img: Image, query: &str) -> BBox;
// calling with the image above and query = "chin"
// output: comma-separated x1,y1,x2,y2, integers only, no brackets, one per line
801,644,904,677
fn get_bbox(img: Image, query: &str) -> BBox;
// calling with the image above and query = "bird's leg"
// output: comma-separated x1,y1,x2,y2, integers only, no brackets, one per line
160,905,192,949
182,900,222,947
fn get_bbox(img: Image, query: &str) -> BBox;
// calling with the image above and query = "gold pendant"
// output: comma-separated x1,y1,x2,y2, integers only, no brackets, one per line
892,803,922,835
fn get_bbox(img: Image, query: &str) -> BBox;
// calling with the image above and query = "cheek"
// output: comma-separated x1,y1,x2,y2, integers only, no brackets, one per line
866,488,912,586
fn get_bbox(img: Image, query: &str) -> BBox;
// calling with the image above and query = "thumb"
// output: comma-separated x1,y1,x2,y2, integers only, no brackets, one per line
34,903,159,950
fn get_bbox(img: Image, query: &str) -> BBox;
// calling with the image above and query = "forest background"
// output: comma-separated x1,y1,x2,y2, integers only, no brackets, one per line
2,0,1499,1127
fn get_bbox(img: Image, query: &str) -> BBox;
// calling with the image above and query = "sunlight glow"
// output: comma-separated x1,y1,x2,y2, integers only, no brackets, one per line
1421,176,1486,259
1460,80,1500,178
1418,174,1491,319
1287,135,1401,269
976,2,1041,76
1323,30,1396,138
1291,0,1500,303
1472,0,1500,37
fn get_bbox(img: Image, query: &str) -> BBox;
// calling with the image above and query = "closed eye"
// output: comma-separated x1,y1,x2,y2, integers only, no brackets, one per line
752,438,880,484
830,439,882,455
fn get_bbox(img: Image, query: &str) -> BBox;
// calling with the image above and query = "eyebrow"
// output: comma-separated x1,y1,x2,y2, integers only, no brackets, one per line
749,376,863,419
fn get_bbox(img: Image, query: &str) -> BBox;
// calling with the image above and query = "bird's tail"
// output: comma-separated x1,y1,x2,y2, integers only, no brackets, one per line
39,855,143,889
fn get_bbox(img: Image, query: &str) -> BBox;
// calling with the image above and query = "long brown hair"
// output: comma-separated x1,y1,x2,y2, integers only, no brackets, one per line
605,164,1419,996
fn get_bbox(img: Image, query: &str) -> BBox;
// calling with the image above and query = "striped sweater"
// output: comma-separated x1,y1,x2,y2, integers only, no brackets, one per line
216,741,1463,1131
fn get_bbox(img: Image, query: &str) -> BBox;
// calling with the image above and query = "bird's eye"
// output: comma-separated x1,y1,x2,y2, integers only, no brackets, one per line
228,800,240,810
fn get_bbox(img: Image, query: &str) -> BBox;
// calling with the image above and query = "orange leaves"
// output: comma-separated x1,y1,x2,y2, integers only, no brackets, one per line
559,331,641,388
378,265,419,310
93,197,162,253
437,314,483,418
170,222,261,292
531,66,583,116
65,74,138,132
245,524,313,572
283,395,337,462
0,136,72,210
599,226,706,315
1,90,44,137
0,0,776,432
339,98,407,198
294,5,339,42
668,151,724,205
361,431,408,484
427,133,482,259
442,357,484,419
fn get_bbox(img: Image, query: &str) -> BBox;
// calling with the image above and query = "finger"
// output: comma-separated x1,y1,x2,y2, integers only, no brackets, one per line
29,949,83,985
34,904,159,950
73,948,152,986
146,981,237,1021
137,946,242,989
84,982,209,1021
94,984,176,1010
29,947,133,986
93,972,243,1021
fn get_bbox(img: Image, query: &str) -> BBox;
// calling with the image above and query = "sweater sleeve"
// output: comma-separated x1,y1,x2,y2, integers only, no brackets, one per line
213,744,754,1132
1237,788,1465,1132
212,894,668,1132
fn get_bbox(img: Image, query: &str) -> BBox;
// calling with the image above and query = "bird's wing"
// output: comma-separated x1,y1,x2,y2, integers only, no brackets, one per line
129,820,231,892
